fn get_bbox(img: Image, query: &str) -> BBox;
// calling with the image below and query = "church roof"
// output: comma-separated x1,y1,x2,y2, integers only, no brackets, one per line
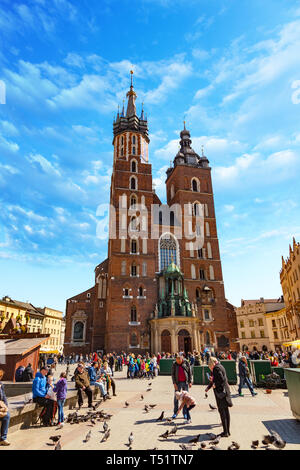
166,124,210,178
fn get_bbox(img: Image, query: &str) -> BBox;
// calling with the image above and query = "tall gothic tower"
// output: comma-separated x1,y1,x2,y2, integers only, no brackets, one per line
105,73,157,352
161,125,230,350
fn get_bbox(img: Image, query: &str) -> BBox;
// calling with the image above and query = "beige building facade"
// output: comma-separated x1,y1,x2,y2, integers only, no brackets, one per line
264,307,291,351
0,295,64,354
236,297,284,351
280,238,300,341
41,307,64,353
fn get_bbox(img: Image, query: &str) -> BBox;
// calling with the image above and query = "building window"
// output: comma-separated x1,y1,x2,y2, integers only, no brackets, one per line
204,309,211,321
130,176,137,190
131,263,137,276
73,321,84,341
131,160,137,172
272,319,276,328
260,330,265,338
241,331,245,339
130,195,137,208
258,318,263,326
192,178,200,192
194,202,201,216
198,248,203,258
251,331,255,338
159,234,178,271
196,288,200,299
249,320,254,327
131,239,137,254
130,306,137,322
199,269,205,280
274,331,278,339
138,286,144,297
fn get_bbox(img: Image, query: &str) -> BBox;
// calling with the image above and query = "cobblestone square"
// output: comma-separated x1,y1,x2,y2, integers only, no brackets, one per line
3,365,300,451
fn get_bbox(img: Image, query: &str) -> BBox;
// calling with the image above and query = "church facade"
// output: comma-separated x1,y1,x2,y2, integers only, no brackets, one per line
64,75,238,356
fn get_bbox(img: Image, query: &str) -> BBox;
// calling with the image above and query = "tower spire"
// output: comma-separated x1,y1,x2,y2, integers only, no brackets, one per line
126,70,137,117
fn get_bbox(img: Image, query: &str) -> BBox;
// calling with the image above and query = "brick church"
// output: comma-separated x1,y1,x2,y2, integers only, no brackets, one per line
64,73,238,356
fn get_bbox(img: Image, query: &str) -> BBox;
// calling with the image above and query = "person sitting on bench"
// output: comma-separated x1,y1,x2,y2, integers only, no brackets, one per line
32,367,55,426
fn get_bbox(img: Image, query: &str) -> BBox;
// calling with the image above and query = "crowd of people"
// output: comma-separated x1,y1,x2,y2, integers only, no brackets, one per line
0,345,299,446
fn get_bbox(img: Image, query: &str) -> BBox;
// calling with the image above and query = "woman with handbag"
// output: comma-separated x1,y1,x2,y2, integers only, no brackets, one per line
207,357,233,438
0,369,10,446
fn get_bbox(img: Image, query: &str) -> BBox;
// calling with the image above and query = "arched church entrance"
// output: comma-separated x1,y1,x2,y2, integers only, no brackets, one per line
161,330,171,353
178,329,192,355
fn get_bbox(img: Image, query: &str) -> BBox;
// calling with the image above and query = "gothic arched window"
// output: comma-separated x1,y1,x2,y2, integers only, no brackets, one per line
192,178,200,192
130,176,137,190
131,159,137,172
73,321,84,341
131,239,137,253
159,234,178,271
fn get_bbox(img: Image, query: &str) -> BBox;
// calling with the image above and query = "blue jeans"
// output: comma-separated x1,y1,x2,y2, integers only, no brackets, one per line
173,382,188,416
94,381,106,396
57,399,65,424
238,376,255,395
0,411,10,441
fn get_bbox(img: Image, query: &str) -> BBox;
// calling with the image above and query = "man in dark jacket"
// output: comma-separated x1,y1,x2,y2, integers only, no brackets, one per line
171,353,192,421
0,369,10,446
238,357,257,397
23,363,34,382
207,357,232,437
75,364,93,409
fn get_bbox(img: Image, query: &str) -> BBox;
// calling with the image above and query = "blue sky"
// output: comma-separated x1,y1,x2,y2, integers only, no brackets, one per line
0,0,300,313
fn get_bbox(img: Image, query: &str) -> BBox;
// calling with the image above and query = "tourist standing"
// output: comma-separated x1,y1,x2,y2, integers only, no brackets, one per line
171,353,193,420
54,372,68,428
238,356,257,397
207,357,232,437
0,369,10,446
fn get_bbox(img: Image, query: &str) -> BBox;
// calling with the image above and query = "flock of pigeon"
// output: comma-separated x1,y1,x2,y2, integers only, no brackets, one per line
47,379,287,451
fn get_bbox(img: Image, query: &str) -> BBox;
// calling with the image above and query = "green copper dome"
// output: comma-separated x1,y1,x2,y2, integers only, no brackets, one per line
164,261,182,276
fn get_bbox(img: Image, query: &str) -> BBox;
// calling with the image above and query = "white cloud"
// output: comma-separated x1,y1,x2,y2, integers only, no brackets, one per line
0,120,19,136
27,153,61,177
0,135,19,152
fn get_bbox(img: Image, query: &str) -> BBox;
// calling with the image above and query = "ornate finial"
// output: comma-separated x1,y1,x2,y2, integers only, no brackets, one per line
201,145,204,157
130,69,134,87
183,120,186,130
